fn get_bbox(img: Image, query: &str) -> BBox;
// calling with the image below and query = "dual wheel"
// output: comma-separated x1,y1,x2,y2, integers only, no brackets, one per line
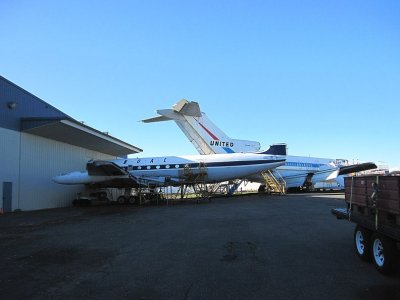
354,225,398,275
117,196,137,205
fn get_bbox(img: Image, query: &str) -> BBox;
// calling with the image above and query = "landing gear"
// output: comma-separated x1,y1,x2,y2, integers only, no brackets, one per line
258,185,266,193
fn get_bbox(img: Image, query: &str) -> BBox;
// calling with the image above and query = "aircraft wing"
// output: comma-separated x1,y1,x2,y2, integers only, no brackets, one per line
338,162,377,175
310,161,377,187
87,160,128,176
81,161,139,188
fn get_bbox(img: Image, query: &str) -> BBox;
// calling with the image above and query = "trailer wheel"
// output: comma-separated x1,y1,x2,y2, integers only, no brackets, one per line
128,196,137,205
354,225,372,261
371,233,398,275
117,196,126,204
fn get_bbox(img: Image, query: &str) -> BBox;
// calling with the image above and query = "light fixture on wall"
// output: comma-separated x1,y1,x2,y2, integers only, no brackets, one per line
7,102,17,109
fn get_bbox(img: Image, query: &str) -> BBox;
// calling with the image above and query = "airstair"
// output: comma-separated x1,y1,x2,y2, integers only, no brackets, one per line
227,179,243,195
180,162,213,201
261,170,286,194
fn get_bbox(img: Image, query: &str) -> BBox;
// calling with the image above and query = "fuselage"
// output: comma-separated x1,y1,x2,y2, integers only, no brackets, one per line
53,152,286,186
116,152,286,183
273,155,338,187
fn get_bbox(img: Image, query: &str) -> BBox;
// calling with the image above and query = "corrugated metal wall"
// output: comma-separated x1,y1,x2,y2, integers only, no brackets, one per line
0,128,20,211
1,76,136,211
0,128,117,211
18,132,116,211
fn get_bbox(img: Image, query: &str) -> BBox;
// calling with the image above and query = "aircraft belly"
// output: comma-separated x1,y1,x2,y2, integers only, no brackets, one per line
207,162,283,182
274,169,309,188
284,176,308,188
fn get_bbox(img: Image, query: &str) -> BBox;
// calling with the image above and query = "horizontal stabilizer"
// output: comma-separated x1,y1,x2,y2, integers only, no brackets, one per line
338,162,377,175
259,144,287,156
172,99,201,117
142,115,172,123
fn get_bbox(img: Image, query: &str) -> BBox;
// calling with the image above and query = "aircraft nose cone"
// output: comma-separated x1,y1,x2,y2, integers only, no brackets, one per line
52,175,65,184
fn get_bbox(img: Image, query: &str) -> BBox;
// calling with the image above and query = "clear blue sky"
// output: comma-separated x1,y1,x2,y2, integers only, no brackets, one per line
1,1,399,168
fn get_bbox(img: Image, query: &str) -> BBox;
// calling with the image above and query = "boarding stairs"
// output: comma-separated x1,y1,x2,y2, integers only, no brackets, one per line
227,179,243,195
261,170,286,194
182,162,215,201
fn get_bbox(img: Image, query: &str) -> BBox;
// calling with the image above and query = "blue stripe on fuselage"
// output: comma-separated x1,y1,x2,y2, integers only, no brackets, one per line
125,159,286,171
223,147,235,153
285,162,324,168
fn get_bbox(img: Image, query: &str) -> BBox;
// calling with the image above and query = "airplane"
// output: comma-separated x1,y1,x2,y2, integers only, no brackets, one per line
53,148,287,193
142,99,377,191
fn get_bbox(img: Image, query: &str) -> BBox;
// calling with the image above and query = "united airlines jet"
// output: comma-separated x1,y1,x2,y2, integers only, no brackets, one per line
142,99,376,191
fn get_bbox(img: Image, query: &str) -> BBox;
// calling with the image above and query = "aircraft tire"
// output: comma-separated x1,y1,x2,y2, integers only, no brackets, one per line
353,225,372,262
371,233,398,275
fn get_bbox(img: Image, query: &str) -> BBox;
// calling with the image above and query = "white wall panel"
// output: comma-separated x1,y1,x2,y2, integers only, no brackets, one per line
19,133,116,211
0,128,20,211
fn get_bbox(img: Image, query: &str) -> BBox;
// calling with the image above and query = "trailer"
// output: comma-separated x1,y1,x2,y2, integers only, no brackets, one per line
332,175,400,275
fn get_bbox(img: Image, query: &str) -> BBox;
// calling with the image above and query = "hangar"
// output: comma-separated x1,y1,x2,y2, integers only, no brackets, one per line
0,75,142,212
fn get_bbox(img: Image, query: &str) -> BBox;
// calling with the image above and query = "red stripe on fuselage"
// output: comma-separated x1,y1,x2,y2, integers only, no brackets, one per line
199,123,219,140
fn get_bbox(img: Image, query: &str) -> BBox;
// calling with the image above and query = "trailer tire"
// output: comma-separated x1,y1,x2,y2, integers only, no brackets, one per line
117,196,126,204
354,225,372,262
128,196,137,205
371,233,398,275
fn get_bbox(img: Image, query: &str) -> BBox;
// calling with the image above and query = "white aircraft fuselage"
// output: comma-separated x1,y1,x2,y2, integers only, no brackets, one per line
53,152,286,187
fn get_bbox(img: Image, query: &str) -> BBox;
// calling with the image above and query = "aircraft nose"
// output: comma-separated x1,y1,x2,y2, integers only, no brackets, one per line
52,175,65,183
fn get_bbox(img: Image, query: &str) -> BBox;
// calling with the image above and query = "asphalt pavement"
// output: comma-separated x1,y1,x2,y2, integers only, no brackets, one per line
1,193,399,299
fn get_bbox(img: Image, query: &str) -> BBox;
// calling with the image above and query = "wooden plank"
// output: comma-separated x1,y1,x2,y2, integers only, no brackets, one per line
345,175,400,215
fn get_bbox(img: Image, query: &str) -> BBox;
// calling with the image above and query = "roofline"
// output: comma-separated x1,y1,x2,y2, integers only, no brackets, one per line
21,117,143,154
61,119,143,153
0,75,73,119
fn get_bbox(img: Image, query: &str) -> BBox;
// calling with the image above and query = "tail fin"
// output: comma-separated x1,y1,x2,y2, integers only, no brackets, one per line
142,99,261,154
259,144,287,156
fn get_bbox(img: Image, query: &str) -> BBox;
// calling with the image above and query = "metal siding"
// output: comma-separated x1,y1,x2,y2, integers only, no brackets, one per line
0,128,20,211
19,133,116,211
0,76,139,211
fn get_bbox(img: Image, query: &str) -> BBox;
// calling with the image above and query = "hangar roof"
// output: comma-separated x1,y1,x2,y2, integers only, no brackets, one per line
1,76,142,157
21,118,142,157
